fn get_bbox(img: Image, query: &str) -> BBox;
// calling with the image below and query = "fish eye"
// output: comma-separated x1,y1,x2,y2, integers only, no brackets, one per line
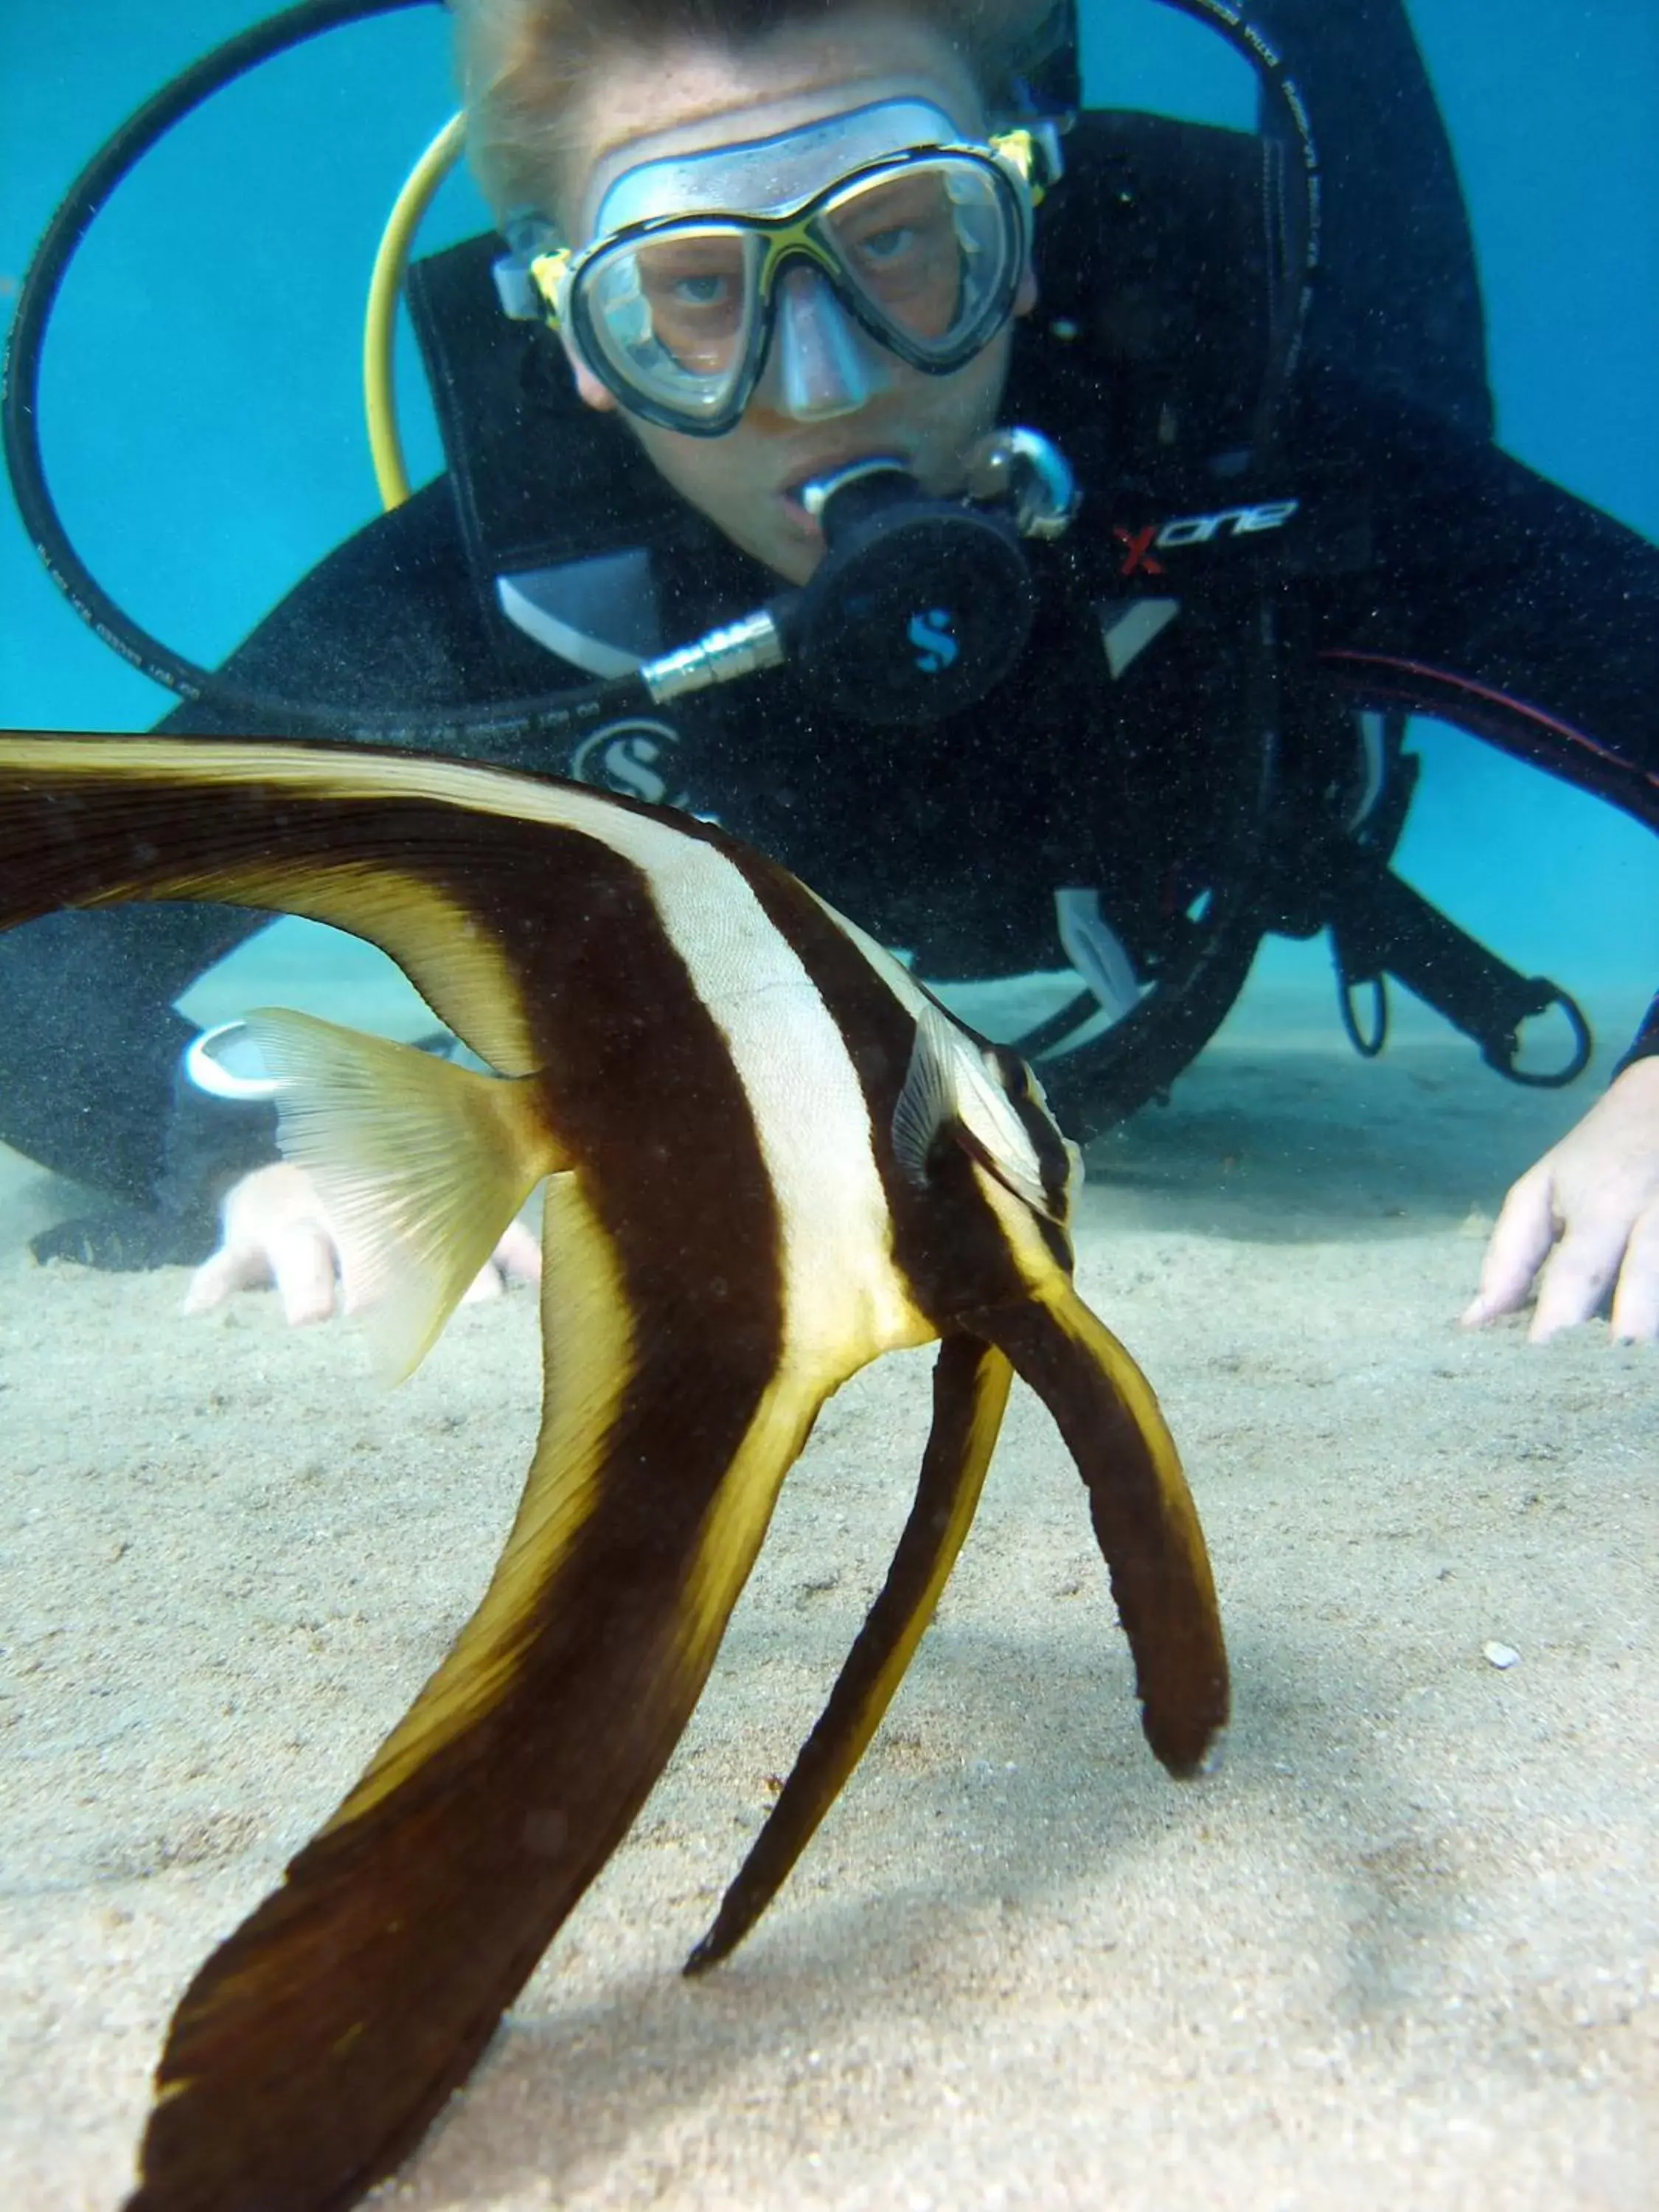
983,1043,1032,1099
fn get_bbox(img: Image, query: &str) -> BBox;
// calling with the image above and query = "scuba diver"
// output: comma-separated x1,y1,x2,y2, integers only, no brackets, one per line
1,0,1655,1339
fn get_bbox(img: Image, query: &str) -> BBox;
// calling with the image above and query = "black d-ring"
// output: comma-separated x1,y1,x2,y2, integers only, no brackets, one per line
1338,971,1388,1059
1483,984,1593,1088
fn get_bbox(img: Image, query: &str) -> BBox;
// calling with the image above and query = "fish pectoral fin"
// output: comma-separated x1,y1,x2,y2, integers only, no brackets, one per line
130,1172,830,2212
245,1009,565,1381
892,1000,1051,1214
964,1285,1228,1778
686,1332,1013,1973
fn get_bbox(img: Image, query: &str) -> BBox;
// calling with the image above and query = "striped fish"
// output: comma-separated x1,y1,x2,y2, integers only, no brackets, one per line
0,732,1227,2212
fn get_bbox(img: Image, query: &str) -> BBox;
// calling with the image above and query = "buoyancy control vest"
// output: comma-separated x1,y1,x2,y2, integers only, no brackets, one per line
403,108,1590,1134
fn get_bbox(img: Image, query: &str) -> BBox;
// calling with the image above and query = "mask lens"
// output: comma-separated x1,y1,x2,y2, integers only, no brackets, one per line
821,155,1019,358
569,153,1024,431
578,225,763,426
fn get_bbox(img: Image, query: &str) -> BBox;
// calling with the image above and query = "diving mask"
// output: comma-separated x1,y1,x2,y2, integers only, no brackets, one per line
529,97,1048,437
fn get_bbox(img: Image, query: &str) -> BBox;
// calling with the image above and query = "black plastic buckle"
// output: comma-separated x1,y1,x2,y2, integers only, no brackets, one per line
1482,984,1593,1089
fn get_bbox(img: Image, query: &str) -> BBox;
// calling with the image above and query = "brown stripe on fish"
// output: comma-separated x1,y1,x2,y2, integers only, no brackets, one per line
0,739,796,1299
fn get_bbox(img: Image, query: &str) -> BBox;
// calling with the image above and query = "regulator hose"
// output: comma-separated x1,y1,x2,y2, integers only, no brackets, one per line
1,0,645,755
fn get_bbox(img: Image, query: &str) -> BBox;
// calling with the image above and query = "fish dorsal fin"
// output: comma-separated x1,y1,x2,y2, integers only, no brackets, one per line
892,1000,1048,1213
245,1010,566,1381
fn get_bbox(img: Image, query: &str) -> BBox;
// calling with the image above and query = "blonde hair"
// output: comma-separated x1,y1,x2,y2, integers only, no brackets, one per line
454,0,1061,224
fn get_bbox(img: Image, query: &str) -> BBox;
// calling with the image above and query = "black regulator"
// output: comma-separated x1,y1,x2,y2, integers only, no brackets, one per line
640,435,1079,726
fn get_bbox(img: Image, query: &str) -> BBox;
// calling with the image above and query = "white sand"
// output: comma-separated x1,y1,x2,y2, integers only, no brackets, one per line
1,1001,1655,2211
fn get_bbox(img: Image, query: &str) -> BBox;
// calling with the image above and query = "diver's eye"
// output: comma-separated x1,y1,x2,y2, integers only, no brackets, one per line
633,234,747,338
672,272,731,307
856,223,917,264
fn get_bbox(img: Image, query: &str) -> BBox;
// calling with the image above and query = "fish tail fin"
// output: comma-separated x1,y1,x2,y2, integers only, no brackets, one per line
243,1009,562,1381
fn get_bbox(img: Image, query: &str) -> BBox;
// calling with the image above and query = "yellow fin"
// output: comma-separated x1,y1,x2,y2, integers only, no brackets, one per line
244,1009,564,1381
687,1333,1013,1972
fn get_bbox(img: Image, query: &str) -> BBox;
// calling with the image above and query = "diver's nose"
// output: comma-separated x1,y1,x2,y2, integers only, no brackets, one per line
767,265,891,421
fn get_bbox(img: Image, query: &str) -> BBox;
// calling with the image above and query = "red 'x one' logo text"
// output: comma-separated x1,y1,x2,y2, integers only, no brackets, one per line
1112,524,1165,577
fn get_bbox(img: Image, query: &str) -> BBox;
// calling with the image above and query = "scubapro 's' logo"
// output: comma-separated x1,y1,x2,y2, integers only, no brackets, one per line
908,608,959,674
568,719,686,807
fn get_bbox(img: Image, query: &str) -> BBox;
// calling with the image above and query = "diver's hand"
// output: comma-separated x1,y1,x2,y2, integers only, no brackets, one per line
1462,1056,1659,1343
183,1162,541,1327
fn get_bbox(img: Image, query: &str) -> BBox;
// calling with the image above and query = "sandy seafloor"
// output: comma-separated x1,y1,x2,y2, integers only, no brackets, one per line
1,961,1655,2212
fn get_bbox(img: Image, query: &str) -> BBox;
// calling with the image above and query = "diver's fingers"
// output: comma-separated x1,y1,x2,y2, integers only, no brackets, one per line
458,1220,542,1304
265,1221,344,1327
1461,1164,1558,1327
687,1335,1012,1975
1609,1196,1659,1342
1526,1208,1629,1342
180,1243,268,1315
492,1217,543,1285
183,1229,337,1325
181,1164,341,1327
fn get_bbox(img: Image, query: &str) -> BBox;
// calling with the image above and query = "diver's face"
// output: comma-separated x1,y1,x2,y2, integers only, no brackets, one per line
553,12,1036,584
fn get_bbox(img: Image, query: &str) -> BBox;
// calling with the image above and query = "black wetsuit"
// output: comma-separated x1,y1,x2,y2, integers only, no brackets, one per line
4,18,1656,1256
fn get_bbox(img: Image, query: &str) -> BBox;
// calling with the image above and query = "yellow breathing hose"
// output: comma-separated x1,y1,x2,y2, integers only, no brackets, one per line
364,111,468,511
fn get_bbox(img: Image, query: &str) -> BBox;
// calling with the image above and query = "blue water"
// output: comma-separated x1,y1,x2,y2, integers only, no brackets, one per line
1,0,1653,1038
